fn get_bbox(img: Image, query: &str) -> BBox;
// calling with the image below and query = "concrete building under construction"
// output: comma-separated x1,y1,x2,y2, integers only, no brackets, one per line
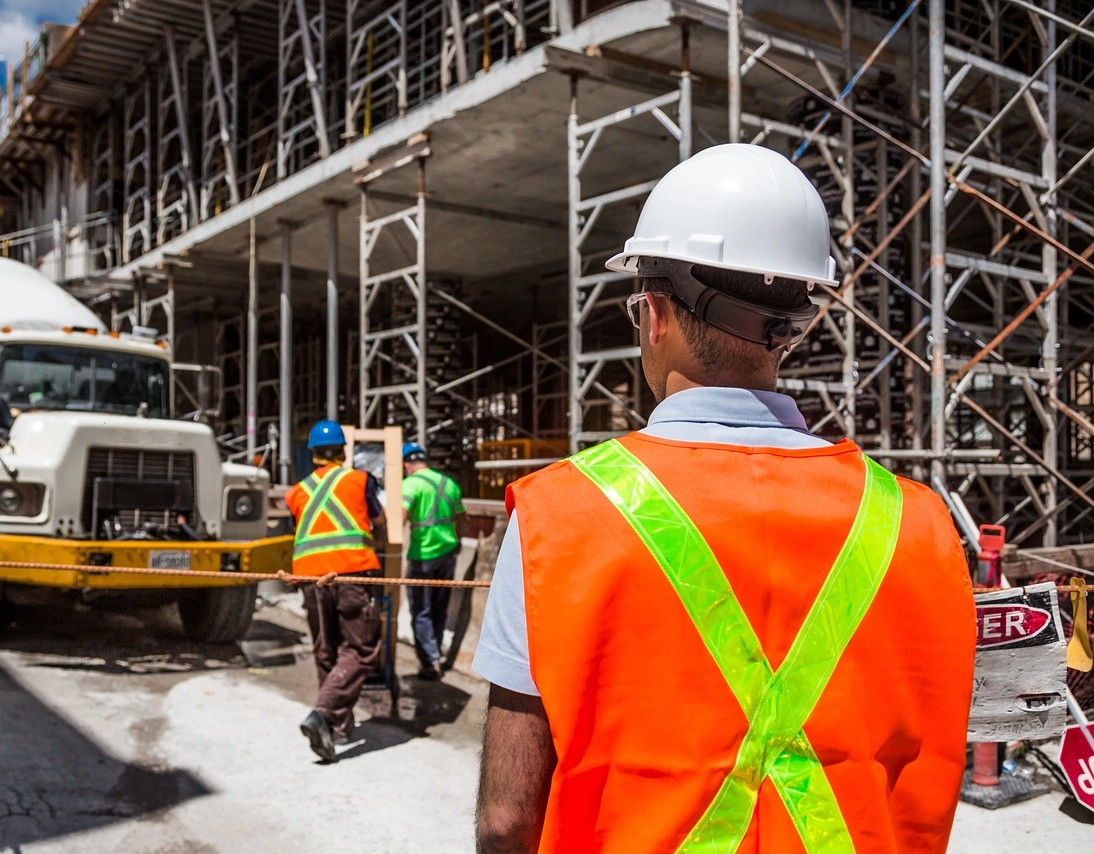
2,0,1093,562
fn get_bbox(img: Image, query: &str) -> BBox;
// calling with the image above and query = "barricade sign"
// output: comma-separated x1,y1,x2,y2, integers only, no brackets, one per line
1060,723,1094,813
967,582,1068,741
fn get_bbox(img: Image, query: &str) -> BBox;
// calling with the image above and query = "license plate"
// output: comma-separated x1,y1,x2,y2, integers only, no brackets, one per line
149,550,192,570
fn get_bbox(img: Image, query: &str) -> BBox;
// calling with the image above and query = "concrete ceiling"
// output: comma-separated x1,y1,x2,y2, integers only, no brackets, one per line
111,0,912,330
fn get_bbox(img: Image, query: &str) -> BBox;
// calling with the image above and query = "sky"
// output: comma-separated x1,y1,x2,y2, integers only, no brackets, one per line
0,0,86,73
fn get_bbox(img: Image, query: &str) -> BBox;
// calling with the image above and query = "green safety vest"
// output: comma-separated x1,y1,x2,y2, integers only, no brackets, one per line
406,469,459,531
293,467,375,561
571,439,903,852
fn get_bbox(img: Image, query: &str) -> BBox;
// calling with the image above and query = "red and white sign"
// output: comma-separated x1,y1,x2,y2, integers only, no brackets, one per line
1060,723,1094,813
975,604,1051,648
968,583,1066,742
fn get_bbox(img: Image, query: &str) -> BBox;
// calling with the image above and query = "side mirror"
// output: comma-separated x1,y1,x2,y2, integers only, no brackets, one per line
0,396,13,442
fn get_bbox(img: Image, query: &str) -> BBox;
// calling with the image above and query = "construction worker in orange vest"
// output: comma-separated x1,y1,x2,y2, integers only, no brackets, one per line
473,145,976,852
286,420,385,762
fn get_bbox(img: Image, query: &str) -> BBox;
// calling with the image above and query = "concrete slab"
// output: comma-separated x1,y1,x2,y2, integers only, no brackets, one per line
104,0,731,315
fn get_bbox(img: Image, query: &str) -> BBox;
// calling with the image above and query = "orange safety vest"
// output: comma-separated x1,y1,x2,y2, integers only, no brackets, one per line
507,433,975,854
285,464,381,577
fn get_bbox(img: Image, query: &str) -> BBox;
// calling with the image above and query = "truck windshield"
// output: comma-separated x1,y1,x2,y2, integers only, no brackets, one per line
0,344,170,418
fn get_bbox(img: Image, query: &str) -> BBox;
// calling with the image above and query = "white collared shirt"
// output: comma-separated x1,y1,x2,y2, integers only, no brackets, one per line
471,386,830,695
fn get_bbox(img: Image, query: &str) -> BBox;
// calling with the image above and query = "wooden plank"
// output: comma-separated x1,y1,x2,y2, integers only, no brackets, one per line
967,582,1068,741
1002,543,1094,583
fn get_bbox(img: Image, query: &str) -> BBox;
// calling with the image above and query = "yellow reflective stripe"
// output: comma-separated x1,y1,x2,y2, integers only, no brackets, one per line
294,532,374,559
295,469,372,556
733,456,902,848
572,441,902,853
407,469,457,528
323,488,360,532
294,469,342,548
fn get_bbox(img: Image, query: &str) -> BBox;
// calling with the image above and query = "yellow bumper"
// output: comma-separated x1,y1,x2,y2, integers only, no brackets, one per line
0,534,293,589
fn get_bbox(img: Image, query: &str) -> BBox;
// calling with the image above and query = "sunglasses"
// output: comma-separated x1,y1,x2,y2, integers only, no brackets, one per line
624,291,667,329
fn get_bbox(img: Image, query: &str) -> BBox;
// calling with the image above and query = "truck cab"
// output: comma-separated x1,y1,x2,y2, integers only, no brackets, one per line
0,257,289,642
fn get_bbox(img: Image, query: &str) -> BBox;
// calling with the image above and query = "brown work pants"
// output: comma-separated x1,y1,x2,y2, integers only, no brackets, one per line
301,574,382,737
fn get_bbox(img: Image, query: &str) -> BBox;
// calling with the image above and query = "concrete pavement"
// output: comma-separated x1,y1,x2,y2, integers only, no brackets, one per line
0,595,484,853
1,592,1090,852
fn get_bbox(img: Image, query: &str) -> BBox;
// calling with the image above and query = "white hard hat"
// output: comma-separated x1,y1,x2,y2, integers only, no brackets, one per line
605,144,838,288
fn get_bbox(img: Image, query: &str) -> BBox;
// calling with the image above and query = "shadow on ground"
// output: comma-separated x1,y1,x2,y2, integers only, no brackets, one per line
0,663,211,849
334,675,474,760
0,598,306,674
1059,795,1094,824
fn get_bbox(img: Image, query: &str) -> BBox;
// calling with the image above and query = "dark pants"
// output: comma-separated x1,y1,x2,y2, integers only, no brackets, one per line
302,574,382,737
407,551,457,669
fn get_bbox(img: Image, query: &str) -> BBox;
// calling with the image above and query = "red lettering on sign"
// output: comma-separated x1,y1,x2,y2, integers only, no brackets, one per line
975,604,1051,648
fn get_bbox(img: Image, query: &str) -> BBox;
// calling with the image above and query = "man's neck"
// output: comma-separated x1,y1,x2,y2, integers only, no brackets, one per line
663,370,777,398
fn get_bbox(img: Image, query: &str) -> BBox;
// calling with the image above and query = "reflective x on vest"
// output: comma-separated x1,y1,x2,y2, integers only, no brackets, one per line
572,441,903,853
407,470,457,530
293,468,374,559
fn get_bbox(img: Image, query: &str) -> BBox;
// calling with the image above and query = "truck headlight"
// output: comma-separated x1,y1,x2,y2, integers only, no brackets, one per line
226,488,262,522
0,483,45,516
0,486,21,514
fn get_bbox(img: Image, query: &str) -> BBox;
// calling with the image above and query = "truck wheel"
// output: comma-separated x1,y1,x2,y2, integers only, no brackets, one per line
178,584,257,643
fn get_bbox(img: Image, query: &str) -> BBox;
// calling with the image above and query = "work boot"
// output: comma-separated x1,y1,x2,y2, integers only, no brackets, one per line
417,664,441,681
333,723,358,747
300,710,335,761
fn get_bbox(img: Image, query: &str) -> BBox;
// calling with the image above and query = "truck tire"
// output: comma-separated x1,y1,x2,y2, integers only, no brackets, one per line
178,584,257,643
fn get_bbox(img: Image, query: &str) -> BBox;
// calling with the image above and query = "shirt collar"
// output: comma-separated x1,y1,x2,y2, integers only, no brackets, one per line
645,386,810,432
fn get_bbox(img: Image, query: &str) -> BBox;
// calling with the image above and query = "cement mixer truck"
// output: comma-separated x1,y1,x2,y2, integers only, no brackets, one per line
0,257,290,641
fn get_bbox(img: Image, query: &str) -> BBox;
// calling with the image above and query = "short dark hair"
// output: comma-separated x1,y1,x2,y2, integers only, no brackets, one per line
313,445,346,462
643,266,808,375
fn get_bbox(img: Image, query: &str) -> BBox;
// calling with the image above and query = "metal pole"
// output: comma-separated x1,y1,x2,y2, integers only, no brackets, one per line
567,76,581,454
928,0,948,486
326,202,339,421
415,161,427,446
165,268,177,416
279,222,293,484
359,189,369,428
909,10,925,481
56,154,67,282
1043,0,1059,546
202,0,241,206
163,25,200,225
1066,688,1094,754
877,136,892,452
727,0,740,143
247,217,258,459
841,0,856,442
294,0,332,158
679,26,692,159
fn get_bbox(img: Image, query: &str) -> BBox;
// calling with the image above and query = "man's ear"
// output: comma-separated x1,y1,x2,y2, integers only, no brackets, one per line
646,292,671,345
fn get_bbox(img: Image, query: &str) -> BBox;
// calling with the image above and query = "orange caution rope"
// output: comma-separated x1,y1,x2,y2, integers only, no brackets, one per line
0,560,491,588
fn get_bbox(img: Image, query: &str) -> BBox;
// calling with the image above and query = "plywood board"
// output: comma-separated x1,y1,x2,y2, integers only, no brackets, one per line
967,582,1068,741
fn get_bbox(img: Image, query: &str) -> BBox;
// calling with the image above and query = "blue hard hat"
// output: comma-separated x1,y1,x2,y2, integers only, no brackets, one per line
308,420,346,450
402,441,427,461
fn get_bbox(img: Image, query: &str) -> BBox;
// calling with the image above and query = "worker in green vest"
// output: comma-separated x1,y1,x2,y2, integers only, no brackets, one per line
401,442,467,680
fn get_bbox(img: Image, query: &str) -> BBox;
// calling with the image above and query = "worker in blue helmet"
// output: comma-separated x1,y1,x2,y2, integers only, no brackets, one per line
285,419,387,760
401,440,466,680
402,441,427,461
308,419,346,450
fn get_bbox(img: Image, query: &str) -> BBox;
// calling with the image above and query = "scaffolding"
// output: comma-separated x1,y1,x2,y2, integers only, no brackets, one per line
0,0,1090,556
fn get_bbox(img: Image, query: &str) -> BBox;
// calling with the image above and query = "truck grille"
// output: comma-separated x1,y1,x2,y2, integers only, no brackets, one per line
81,447,197,538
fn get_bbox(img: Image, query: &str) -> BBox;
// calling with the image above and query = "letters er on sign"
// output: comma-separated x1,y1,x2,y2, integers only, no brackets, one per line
967,582,1067,742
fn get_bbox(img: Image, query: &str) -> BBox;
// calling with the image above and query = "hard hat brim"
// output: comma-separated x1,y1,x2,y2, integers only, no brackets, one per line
605,251,838,289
